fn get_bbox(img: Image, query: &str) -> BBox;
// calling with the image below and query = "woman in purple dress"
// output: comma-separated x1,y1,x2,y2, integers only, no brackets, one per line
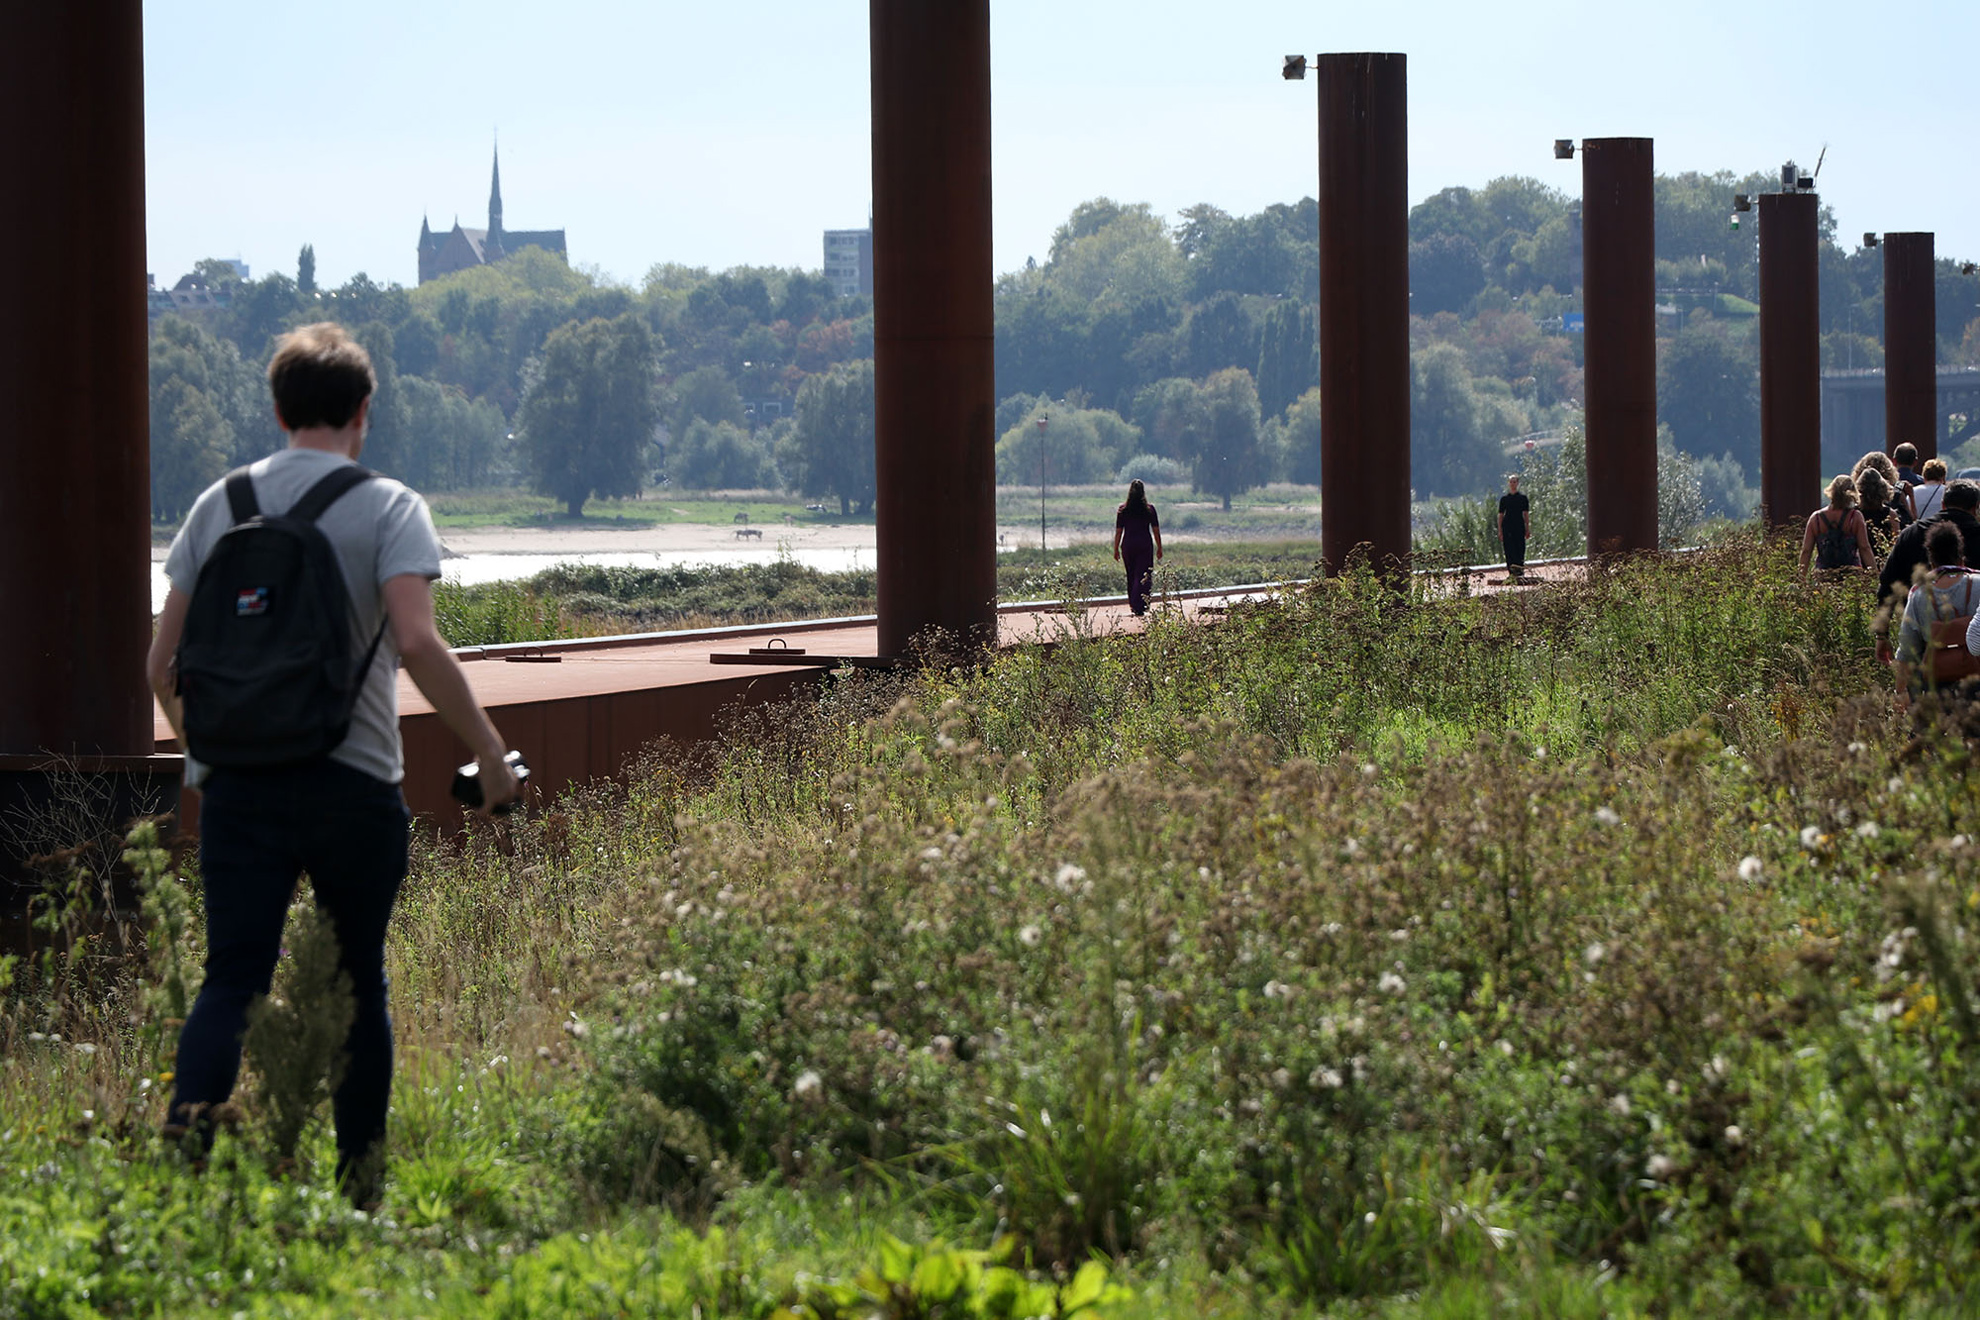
1112,479,1164,616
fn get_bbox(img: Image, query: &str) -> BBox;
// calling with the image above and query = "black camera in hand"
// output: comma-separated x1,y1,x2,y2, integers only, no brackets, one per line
451,750,529,815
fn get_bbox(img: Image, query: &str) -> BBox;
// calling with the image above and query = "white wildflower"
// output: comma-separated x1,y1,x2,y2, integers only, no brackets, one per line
1378,971,1407,995
1534,745,1548,760
1311,1066,1345,1089
1608,1093,1632,1117
1018,924,1043,948
1645,1153,1677,1180
1389,928,1410,942
1359,762,1378,777
794,1070,823,1099
920,847,942,861
1271,1067,1292,1090
73,1042,97,1057
1497,1039,1514,1056
562,1015,589,1040
1594,806,1622,827
1954,834,1970,850
1584,941,1607,965
1855,820,1881,839
1738,855,1764,882
1263,979,1295,1000
1053,863,1086,892
1724,1125,1744,1147
1800,825,1823,849
1847,741,1867,755
1887,776,1904,795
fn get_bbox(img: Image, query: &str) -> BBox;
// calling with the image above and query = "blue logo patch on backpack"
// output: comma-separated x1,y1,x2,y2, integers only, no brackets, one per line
176,464,387,768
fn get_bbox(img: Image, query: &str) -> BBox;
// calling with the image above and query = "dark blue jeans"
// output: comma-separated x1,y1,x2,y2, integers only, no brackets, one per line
169,759,410,1178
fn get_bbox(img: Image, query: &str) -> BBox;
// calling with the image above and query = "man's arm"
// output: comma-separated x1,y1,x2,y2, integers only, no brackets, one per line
382,574,519,815
147,588,192,750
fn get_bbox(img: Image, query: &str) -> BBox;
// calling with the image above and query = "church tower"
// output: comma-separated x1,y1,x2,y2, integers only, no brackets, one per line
485,142,506,262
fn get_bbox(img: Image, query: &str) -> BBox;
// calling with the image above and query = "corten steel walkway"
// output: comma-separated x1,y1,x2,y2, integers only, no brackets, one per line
153,589,1276,827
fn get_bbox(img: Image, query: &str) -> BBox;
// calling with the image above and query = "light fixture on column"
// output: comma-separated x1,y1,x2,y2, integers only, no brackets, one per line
1282,55,1307,80
1554,139,1577,160
1864,233,1880,249
1731,193,1751,231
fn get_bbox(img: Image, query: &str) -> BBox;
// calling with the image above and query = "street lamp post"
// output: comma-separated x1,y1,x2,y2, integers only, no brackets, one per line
1037,414,1048,552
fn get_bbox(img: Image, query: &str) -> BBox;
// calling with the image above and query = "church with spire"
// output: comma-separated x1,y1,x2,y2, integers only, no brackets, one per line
417,145,567,284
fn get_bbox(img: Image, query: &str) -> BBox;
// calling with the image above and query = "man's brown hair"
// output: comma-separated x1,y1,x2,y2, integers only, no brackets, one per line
267,323,376,431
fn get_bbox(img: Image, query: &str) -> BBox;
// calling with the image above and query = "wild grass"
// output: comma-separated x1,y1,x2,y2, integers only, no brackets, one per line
11,536,1980,1316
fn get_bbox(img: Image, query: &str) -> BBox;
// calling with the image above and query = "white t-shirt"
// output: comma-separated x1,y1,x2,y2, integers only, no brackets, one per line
165,447,444,786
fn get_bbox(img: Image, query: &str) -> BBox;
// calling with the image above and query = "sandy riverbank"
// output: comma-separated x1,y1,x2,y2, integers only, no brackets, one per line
423,521,1118,559
150,520,1193,563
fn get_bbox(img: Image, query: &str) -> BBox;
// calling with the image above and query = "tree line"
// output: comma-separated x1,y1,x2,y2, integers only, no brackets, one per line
149,169,1980,523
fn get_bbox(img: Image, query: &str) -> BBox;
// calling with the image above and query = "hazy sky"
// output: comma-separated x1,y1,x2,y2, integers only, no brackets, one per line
144,0,1979,291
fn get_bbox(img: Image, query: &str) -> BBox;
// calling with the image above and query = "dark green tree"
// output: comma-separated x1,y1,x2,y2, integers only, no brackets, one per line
1409,234,1485,315
1130,376,1203,463
297,244,316,296
518,315,659,517
1657,316,1759,477
1256,299,1315,420
792,359,876,516
1188,368,1265,510
149,377,232,521
1411,342,1488,497
1182,292,1256,380
149,315,277,467
670,365,747,439
673,418,778,489
221,273,306,361
1280,387,1323,485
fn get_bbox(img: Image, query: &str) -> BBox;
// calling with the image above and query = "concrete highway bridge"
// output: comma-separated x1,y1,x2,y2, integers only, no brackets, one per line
1822,366,1980,472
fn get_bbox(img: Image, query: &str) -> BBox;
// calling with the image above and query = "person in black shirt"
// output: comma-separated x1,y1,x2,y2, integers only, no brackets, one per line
1497,475,1531,578
1874,480,1980,666
1113,479,1163,616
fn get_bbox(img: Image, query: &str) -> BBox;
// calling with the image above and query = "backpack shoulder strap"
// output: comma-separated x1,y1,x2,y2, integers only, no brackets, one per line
223,468,260,525
286,465,376,525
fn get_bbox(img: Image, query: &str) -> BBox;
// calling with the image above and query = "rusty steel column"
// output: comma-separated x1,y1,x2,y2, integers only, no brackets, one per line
1758,192,1822,529
1316,53,1410,576
1580,138,1659,556
1884,232,1938,463
870,0,997,656
0,2,154,758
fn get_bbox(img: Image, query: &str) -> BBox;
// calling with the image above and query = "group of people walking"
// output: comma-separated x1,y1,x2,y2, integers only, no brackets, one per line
1799,443,1980,700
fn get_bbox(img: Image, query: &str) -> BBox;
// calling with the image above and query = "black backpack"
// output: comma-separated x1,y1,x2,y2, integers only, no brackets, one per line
175,465,386,768
1814,510,1858,570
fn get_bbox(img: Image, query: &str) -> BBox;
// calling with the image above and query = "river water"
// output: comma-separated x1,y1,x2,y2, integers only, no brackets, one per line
149,546,880,614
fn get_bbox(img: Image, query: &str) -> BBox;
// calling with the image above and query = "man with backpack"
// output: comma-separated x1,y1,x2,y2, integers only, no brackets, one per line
146,323,519,1204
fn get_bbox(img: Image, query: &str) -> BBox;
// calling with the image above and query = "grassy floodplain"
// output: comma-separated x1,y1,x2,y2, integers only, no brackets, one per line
429,540,1328,646
14,533,1980,1316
